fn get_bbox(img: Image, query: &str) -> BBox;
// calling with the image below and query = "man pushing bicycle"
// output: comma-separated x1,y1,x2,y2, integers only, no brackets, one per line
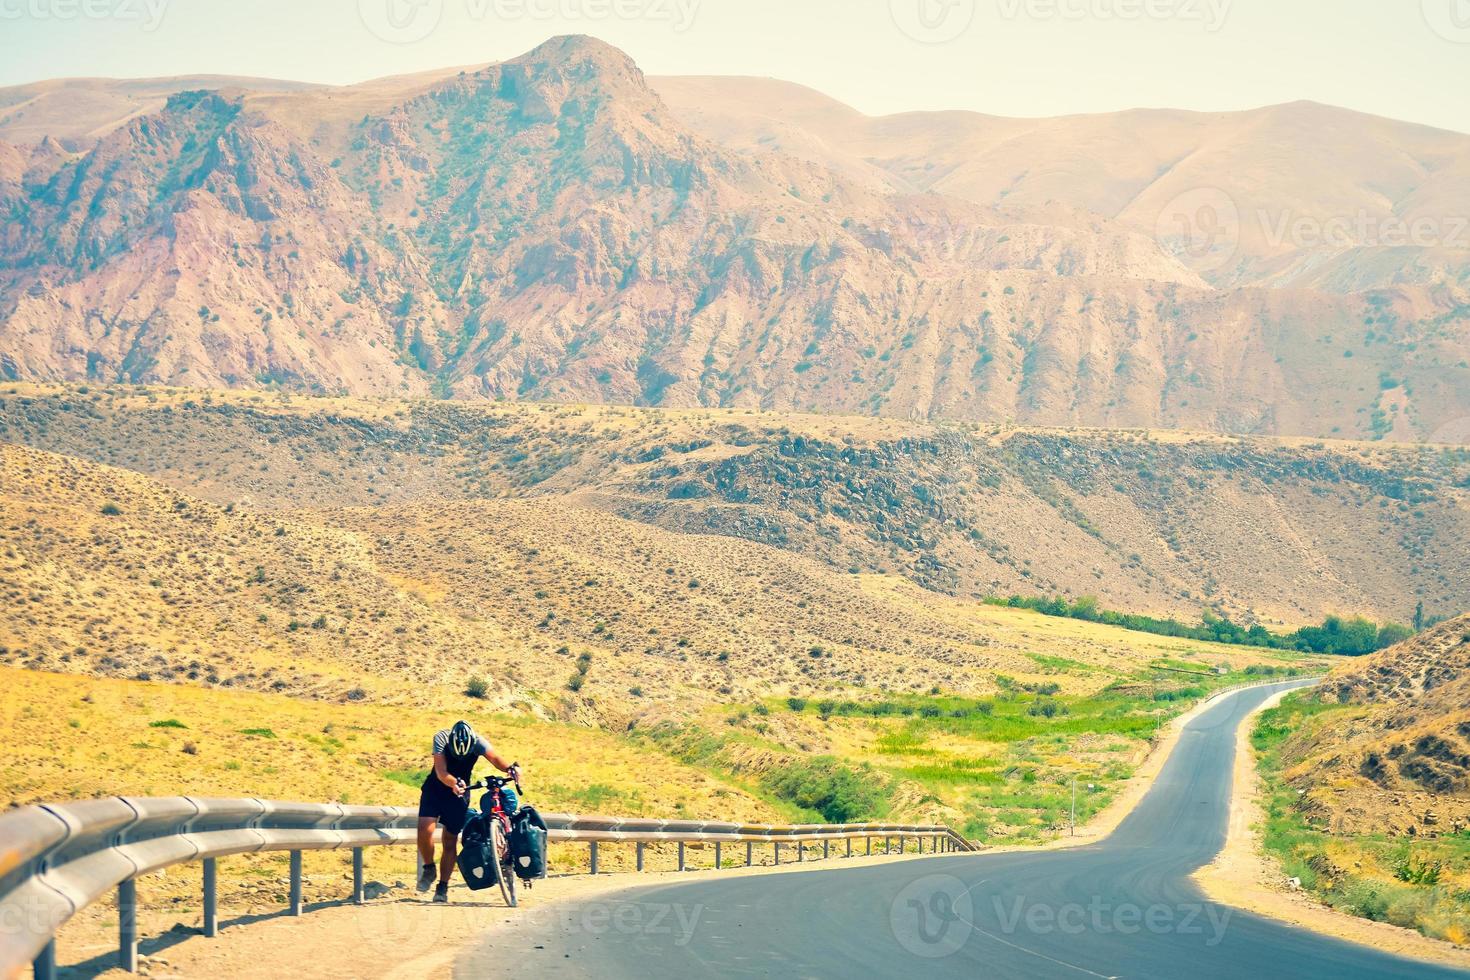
417,720,521,903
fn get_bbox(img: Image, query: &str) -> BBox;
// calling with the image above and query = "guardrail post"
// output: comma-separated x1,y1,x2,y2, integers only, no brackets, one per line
822,840,830,860
289,850,303,916
352,848,365,904
866,837,872,856
773,842,780,866
589,841,599,875
677,842,686,872
846,838,853,858
119,877,138,972
715,841,722,869
203,857,219,937
797,842,804,863
884,836,891,854
34,940,57,980
745,841,753,866
636,842,645,871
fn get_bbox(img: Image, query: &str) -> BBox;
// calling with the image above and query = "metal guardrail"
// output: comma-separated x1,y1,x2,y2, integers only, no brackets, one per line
0,798,975,978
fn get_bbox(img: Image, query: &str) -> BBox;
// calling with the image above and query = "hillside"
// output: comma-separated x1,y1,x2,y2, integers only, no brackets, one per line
653,80,1470,292
5,436,1326,726
1250,620,1470,944
3,384,1469,628
1312,616,1470,832
1260,617,1470,842
0,38,1466,439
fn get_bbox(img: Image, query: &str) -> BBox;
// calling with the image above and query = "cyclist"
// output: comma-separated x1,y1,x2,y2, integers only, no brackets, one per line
417,720,520,903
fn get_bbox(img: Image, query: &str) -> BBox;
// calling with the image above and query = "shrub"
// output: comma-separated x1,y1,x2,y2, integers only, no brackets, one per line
464,676,489,700
566,673,585,692
1028,699,1062,718
100,503,122,516
786,697,808,712
763,758,886,823
149,719,187,730
345,687,367,701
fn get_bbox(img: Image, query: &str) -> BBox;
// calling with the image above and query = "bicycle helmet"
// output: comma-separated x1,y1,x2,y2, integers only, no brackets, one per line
448,720,476,757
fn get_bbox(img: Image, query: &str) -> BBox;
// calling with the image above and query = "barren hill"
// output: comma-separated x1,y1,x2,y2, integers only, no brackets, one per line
1271,616,1470,838
1,438,1312,725
4,384,1469,627
0,38,1465,439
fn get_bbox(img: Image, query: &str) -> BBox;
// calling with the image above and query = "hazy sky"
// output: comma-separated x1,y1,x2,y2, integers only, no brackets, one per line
1,0,1467,133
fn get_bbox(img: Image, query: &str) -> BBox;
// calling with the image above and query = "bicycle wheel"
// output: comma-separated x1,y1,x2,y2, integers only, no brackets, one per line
490,818,517,908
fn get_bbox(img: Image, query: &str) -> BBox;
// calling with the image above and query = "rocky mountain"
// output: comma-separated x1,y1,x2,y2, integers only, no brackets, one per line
0,37,1467,440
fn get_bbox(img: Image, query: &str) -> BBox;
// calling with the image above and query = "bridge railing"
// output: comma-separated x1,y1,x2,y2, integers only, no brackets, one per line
0,798,975,978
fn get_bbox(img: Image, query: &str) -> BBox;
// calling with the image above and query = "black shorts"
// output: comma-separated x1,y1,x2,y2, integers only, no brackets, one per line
418,780,471,835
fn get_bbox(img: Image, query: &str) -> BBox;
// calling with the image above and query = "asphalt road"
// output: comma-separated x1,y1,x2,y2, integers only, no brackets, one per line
459,681,1466,979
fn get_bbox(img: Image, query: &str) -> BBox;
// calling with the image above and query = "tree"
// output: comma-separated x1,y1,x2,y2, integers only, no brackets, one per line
1414,602,1426,632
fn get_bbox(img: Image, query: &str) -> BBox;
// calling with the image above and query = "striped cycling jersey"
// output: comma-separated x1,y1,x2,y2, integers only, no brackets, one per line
432,728,491,781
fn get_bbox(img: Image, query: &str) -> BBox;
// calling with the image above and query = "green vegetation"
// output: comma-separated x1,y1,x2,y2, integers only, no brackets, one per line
1253,695,1470,945
148,719,188,729
990,595,1413,656
763,758,888,823
383,768,427,789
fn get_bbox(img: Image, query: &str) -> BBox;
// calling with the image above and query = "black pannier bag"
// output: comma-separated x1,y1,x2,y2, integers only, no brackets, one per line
456,813,501,891
508,806,548,880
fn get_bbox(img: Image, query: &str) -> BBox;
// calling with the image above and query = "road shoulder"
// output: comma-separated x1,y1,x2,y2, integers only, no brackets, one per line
1192,687,1470,972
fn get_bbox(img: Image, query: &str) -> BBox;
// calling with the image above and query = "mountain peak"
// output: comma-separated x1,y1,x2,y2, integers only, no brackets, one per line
491,35,653,123
512,35,642,76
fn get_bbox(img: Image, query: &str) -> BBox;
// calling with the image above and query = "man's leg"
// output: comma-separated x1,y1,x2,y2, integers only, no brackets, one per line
417,817,438,867
439,831,458,886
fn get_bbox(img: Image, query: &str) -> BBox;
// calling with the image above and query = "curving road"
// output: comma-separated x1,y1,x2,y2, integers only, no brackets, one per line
459,681,1467,978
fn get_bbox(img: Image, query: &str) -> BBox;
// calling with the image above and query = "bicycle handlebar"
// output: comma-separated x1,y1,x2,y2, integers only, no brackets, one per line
467,768,523,797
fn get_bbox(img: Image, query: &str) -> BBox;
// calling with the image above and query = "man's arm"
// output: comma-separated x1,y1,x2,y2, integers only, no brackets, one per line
482,742,514,774
432,753,464,795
